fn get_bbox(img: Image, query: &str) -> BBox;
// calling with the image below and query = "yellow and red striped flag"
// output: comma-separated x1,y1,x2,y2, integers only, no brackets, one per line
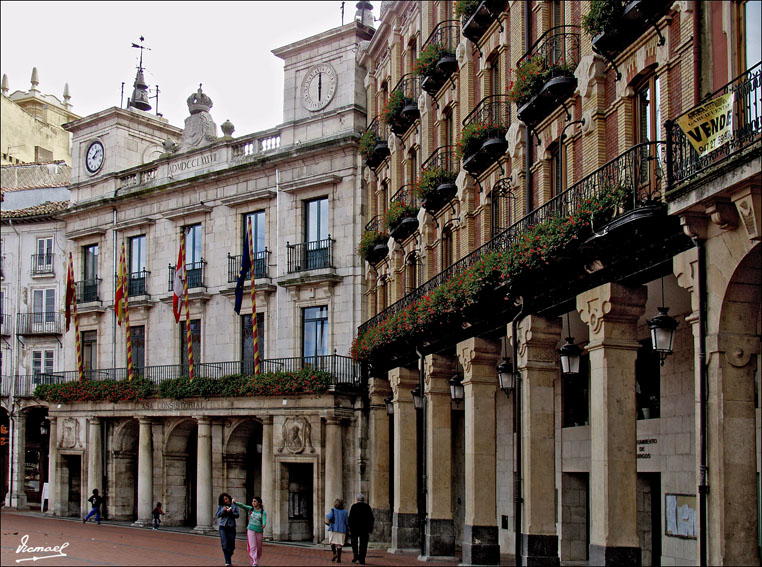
67,253,84,381
117,242,134,381
248,217,260,374
115,242,126,325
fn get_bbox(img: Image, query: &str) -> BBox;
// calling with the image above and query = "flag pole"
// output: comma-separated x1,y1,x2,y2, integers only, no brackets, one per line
248,218,259,375
69,253,83,381
182,231,194,381
121,242,133,381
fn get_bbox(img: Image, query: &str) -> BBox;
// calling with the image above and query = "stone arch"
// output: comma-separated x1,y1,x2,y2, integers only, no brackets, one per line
223,418,264,533
163,418,198,526
109,419,138,520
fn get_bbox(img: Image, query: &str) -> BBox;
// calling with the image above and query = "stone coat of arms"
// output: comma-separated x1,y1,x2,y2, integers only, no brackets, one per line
277,416,314,454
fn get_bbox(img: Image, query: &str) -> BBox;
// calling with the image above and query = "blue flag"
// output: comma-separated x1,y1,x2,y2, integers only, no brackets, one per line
233,234,251,314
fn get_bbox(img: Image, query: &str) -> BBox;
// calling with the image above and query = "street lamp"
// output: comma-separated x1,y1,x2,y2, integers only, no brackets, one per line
39,420,49,436
384,395,394,416
559,312,582,375
449,373,464,405
411,385,423,410
648,277,678,366
496,357,516,396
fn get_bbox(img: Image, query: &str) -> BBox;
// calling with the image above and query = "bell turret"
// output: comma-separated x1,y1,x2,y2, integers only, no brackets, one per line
127,36,152,112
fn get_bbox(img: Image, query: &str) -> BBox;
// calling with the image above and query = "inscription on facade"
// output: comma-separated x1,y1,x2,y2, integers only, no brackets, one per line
137,401,204,410
637,438,657,459
168,153,217,175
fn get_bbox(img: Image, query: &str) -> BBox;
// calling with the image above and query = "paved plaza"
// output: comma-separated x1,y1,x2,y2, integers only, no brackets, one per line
0,511,491,566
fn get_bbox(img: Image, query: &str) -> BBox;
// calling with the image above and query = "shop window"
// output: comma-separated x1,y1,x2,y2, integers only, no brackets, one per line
636,339,661,419
562,354,590,428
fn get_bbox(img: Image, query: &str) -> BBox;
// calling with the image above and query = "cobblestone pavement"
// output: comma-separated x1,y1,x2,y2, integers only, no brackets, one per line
0,511,476,566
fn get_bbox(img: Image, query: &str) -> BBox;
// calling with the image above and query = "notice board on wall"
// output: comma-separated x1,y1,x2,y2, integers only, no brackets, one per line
665,493,697,538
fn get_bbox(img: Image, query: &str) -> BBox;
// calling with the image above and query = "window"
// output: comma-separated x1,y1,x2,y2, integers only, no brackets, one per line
740,0,762,70
32,350,54,376
82,244,99,302
562,354,590,427
636,339,661,419
635,74,661,187
241,312,265,374
184,225,203,288
405,253,419,294
32,289,55,328
34,238,53,274
180,319,201,372
244,211,266,278
305,198,330,270
442,226,455,269
82,330,97,372
549,142,563,197
377,277,388,311
408,148,418,185
303,306,328,359
131,325,145,373
129,235,147,296
489,56,500,97
444,110,454,149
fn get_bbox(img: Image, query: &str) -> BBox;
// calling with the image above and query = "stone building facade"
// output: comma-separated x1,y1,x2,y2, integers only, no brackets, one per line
2,18,377,543
355,1,760,566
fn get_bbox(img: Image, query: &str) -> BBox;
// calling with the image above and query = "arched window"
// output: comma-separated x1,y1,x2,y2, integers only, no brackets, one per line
405,252,419,294
442,225,455,269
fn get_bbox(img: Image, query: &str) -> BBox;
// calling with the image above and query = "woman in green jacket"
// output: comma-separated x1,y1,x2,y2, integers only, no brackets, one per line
232,496,266,566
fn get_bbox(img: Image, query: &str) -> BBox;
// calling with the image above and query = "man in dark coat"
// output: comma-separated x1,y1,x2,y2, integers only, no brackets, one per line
347,494,374,564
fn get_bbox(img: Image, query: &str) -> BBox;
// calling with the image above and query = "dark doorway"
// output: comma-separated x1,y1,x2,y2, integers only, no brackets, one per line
24,408,49,505
286,463,313,541
185,426,198,526
62,454,81,517
638,472,662,566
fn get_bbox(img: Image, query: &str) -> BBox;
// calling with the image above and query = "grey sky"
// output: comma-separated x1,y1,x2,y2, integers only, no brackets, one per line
1,1,366,134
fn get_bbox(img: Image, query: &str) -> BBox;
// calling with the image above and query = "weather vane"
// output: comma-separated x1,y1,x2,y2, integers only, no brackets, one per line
131,36,151,71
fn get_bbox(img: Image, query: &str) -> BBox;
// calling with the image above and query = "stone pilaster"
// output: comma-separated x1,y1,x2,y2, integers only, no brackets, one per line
261,416,274,539
577,283,646,566
324,416,344,534
135,418,153,526
516,315,562,566
194,416,213,533
458,337,501,565
388,365,420,552
87,417,102,511
7,411,26,509
368,377,392,543
423,354,456,558
46,417,57,515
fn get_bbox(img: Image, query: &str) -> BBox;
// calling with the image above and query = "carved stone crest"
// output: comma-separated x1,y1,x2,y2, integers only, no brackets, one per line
61,418,80,449
277,416,314,454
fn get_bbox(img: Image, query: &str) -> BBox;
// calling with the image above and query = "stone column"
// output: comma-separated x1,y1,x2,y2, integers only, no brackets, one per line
388,365,419,551
324,416,344,537
578,283,646,565
261,416,274,539
424,354,456,558
46,417,57,515
516,315,562,566
458,337,501,565
135,418,153,526
195,416,213,533
9,411,27,509
87,417,102,510
368,377,392,542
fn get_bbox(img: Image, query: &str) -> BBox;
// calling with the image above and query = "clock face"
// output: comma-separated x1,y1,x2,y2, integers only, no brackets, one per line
85,141,104,173
301,64,337,112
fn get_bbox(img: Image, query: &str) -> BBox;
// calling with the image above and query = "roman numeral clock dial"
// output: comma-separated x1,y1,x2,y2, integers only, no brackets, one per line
302,64,337,112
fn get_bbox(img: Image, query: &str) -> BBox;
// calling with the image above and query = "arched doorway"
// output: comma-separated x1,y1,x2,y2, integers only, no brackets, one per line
164,419,198,526
110,419,138,520
224,419,263,535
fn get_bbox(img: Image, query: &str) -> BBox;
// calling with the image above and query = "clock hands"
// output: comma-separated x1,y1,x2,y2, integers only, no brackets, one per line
317,73,322,101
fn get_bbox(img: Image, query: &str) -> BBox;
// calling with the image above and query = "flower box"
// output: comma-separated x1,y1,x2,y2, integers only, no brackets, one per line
416,166,458,214
389,216,419,242
358,230,389,264
457,112,509,176
422,182,458,213
385,202,420,242
359,128,390,169
516,73,577,125
459,0,504,46
587,0,670,59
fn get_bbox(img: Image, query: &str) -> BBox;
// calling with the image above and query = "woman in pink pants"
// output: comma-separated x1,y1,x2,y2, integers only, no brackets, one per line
233,497,266,566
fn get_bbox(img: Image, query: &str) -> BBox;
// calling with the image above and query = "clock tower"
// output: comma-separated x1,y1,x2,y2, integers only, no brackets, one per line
272,17,374,145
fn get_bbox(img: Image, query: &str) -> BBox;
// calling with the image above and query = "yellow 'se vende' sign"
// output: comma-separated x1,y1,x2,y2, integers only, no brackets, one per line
676,92,735,156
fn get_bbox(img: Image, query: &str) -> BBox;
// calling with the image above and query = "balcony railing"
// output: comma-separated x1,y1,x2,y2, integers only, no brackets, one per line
419,20,460,97
167,261,207,291
1,313,13,336
420,146,458,213
17,312,64,335
31,253,55,275
364,215,384,233
127,270,150,296
287,237,335,273
359,142,666,335
75,279,101,303
226,249,271,283
514,25,581,125
390,183,421,209
6,355,362,397
461,0,505,47
666,62,762,191
388,184,421,241
386,74,421,137
362,117,391,169
461,95,510,175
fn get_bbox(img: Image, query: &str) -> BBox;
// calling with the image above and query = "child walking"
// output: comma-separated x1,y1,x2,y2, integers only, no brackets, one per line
151,502,164,530
83,488,102,524
232,496,266,567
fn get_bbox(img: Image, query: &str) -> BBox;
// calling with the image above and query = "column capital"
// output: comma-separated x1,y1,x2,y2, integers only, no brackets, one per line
325,416,343,426
48,416,57,424
424,354,455,395
457,336,500,385
260,416,273,426
194,416,212,426
88,416,101,426
388,365,418,401
516,314,562,360
138,417,152,426
577,283,647,341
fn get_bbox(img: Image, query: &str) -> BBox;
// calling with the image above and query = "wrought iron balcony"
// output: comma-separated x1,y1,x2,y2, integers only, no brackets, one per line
361,216,389,265
460,0,505,48
126,270,150,296
384,74,421,137
31,253,55,276
17,312,64,335
420,146,458,213
0,313,13,336
418,20,460,97
227,249,271,283
362,117,391,169
514,25,581,126
359,142,672,343
167,261,207,292
17,354,362,395
387,184,421,241
76,279,101,303
287,237,335,273
461,95,510,176
666,62,762,193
